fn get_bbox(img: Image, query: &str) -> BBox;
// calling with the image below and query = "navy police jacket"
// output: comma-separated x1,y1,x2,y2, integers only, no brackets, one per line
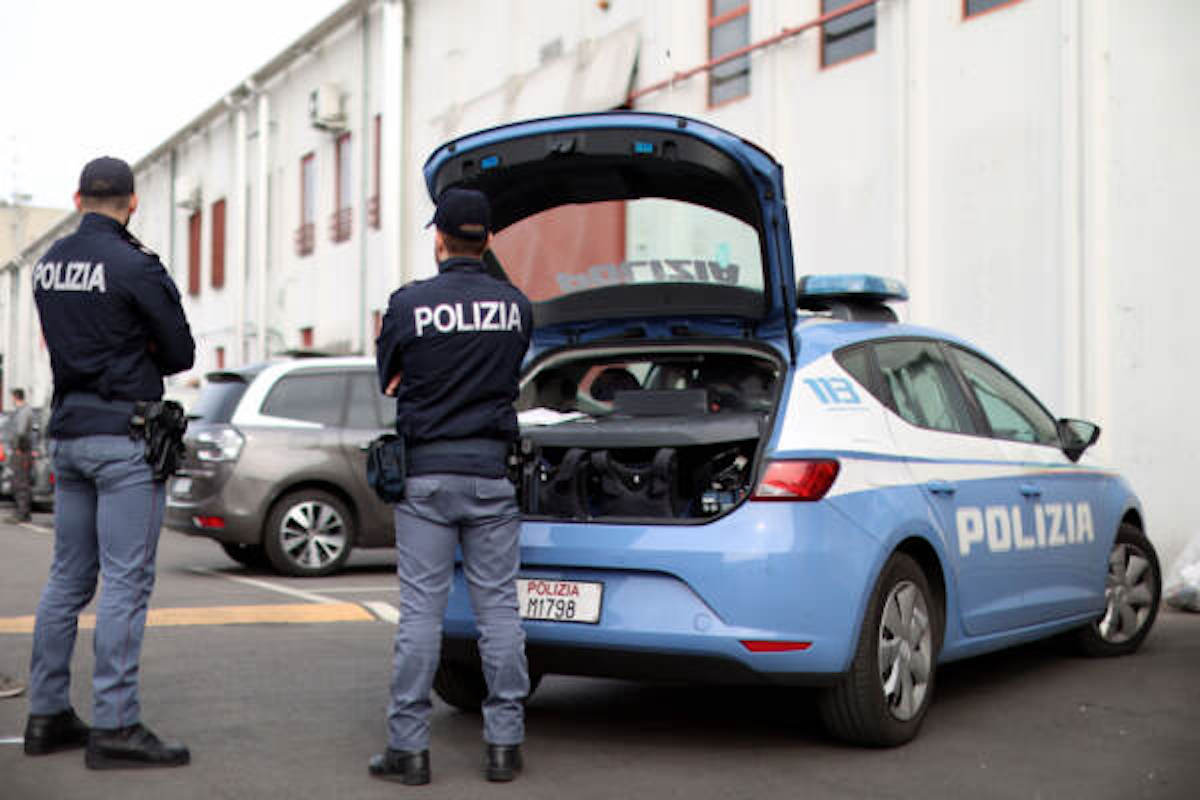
34,212,195,437
375,256,532,474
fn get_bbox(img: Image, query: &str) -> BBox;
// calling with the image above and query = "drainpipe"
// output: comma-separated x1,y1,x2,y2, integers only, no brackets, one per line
232,103,248,366
169,148,178,283
1060,0,1083,417
382,0,406,288
255,90,270,362
358,8,371,355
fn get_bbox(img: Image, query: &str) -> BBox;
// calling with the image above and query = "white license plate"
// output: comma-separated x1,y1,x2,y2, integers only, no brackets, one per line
516,578,602,624
172,477,192,495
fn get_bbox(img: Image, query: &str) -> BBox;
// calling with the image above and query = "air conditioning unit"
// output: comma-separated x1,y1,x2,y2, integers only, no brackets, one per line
174,175,201,211
309,84,347,132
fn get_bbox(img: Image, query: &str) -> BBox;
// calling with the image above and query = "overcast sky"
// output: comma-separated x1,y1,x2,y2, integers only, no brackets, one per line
1,0,346,208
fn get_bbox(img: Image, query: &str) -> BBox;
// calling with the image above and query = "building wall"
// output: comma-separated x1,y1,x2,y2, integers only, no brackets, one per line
2,0,1198,563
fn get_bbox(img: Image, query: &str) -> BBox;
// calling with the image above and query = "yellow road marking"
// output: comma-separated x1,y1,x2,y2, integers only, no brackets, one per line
0,602,374,634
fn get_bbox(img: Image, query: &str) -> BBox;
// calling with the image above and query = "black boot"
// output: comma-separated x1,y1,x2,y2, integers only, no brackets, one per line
23,708,90,756
368,748,431,785
485,744,523,782
85,723,189,769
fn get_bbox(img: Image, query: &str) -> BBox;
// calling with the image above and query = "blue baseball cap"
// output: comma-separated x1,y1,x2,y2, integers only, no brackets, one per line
78,156,135,197
427,188,490,241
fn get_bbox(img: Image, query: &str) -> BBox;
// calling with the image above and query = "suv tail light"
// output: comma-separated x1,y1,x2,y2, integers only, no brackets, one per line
751,459,839,501
194,426,245,463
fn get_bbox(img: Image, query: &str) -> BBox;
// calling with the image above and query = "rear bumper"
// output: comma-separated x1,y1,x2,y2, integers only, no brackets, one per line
165,493,262,544
442,636,843,687
442,501,887,681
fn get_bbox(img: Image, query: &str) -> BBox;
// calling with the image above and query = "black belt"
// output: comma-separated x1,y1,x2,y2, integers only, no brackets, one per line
407,438,509,462
59,392,138,414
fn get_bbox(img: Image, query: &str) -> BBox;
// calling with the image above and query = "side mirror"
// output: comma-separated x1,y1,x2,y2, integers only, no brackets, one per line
1058,418,1100,462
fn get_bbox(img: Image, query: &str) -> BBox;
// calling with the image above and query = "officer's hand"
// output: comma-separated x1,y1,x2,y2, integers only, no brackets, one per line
385,373,403,396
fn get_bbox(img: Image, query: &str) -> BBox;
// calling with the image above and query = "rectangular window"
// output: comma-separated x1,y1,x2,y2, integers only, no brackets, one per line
296,152,315,256
965,0,1024,19
211,198,226,289
369,114,381,229
332,132,352,243
822,0,876,68
187,210,202,296
708,1,750,107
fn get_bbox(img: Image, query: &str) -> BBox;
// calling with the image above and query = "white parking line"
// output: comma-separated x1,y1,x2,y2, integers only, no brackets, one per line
187,567,339,605
362,601,400,624
0,736,23,745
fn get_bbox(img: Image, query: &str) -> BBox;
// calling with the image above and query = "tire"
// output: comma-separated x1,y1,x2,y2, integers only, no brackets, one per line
1075,523,1161,657
433,660,542,712
818,552,940,747
220,541,269,569
262,490,354,577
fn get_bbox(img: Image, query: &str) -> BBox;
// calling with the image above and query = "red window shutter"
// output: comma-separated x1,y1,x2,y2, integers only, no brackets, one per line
188,211,202,296
211,199,226,289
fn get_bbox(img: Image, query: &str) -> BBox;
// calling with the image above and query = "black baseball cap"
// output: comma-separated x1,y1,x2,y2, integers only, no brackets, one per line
78,156,135,197
427,188,490,241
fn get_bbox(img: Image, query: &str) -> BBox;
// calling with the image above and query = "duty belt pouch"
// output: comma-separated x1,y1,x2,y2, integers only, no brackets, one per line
130,400,188,482
590,448,681,517
366,434,406,503
536,447,589,518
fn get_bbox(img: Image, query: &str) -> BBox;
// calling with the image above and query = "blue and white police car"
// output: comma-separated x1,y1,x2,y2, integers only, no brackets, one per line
423,112,1161,746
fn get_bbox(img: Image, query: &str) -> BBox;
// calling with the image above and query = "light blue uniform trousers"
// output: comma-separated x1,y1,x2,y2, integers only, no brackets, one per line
387,473,528,751
29,435,164,729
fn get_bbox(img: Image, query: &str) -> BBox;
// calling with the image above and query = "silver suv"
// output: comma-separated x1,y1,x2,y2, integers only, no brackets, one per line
165,356,394,576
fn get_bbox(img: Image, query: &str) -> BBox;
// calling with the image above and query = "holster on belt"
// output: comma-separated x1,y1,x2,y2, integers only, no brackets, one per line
129,400,188,482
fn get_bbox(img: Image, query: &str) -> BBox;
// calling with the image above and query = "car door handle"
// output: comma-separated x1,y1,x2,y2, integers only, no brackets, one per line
1019,484,1042,498
926,480,956,496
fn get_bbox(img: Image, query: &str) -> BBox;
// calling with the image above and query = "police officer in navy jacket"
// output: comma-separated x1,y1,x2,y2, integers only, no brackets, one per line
371,188,532,785
24,157,194,770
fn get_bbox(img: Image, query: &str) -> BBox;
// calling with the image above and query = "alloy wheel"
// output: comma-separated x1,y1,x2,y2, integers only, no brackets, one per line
278,500,347,570
878,580,933,722
1097,542,1156,644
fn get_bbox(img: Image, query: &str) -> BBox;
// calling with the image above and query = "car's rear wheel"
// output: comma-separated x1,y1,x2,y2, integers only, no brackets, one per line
433,660,541,712
818,552,939,747
220,542,269,569
263,490,354,577
1076,523,1161,657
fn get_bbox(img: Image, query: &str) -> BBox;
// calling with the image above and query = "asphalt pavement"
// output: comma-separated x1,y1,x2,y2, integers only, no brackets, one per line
1,504,1198,800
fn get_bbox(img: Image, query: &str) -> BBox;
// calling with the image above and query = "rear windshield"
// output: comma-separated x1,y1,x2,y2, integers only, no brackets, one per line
189,378,249,424
490,198,764,304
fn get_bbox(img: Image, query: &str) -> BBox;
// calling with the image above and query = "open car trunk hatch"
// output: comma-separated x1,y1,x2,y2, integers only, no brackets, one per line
423,112,797,350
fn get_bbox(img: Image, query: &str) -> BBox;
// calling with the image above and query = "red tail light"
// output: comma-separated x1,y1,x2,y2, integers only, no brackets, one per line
751,459,839,501
193,516,226,530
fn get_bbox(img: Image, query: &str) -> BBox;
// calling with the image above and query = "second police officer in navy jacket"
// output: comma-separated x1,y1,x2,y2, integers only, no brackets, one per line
371,188,533,785
24,157,195,770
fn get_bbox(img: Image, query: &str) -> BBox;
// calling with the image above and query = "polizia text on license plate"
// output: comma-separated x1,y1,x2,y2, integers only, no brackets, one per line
517,578,603,624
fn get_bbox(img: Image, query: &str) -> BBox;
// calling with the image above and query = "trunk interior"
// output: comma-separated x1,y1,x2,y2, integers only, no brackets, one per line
515,343,783,521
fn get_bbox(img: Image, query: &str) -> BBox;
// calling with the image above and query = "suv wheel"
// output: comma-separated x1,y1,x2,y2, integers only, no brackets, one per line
263,490,354,577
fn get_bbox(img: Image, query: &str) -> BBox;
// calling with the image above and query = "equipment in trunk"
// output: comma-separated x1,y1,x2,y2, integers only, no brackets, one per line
516,349,779,521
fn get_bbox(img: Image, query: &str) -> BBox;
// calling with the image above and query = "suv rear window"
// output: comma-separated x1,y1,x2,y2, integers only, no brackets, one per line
261,372,346,426
190,377,250,423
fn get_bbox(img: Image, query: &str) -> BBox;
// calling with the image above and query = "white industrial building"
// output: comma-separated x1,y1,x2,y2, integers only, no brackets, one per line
1,0,1197,564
